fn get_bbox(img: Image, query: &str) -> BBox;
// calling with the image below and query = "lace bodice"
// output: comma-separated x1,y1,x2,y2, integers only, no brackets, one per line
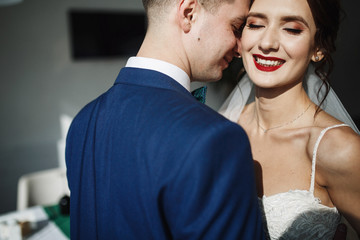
259,124,347,239
259,190,339,239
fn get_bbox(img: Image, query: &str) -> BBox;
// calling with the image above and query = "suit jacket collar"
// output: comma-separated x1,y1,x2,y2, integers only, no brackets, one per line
125,57,191,91
114,67,191,97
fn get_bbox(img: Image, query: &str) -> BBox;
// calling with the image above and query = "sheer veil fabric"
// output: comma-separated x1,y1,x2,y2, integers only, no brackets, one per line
219,64,360,134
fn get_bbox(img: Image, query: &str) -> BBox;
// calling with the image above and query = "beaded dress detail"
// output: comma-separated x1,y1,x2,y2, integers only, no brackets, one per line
259,124,347,239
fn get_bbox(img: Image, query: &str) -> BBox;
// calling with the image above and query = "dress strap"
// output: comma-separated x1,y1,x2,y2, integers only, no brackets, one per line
310,124,349,193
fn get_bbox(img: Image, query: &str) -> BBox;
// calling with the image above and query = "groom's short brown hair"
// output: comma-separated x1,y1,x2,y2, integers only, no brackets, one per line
142,0,236,18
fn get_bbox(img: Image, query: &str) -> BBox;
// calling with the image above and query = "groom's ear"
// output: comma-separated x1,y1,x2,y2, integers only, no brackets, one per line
177,0,198,33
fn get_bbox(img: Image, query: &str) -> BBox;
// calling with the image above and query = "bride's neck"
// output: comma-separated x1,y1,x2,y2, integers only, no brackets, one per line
254,86,312,131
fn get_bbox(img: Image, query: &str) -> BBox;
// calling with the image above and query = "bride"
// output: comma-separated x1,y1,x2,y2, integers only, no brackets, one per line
220,0,360,239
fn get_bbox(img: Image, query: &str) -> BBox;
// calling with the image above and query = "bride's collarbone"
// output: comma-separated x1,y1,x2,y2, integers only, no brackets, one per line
250,132,310,158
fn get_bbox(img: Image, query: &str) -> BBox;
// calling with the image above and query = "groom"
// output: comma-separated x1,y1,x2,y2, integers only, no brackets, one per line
66,0,265,239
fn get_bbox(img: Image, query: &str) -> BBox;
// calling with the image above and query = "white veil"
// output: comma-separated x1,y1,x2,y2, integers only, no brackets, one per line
219,64,360,134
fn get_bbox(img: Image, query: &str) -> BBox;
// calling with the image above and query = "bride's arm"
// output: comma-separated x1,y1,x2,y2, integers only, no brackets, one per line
318,127,360,237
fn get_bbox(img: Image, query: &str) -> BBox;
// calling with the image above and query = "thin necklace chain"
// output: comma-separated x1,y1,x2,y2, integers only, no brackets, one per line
256,103,312,133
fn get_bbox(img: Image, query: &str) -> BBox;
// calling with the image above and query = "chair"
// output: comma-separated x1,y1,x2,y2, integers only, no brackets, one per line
17,168,70,211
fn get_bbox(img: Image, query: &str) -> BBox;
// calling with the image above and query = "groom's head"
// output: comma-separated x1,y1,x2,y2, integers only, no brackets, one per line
142,0,244,25
142,0,238,14
140,0,250,82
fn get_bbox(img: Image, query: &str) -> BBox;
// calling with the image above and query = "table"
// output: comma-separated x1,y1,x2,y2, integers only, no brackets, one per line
0,205,69,240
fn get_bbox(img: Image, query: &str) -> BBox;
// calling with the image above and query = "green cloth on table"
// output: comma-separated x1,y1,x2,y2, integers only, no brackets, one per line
43,205,70,238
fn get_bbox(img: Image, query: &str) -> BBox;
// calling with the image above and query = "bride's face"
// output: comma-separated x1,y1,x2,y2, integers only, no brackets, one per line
241,0,319,89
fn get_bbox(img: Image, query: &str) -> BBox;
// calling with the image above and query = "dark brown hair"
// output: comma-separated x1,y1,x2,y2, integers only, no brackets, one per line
306,0,343,113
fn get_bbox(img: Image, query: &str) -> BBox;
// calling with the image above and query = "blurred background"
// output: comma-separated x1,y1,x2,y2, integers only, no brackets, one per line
0,0,359,214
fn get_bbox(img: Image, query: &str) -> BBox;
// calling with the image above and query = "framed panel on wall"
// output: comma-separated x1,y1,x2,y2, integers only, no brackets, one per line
68,9,146,60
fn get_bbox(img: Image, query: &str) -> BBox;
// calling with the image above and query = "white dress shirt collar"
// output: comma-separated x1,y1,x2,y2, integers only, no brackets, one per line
125,57,191,92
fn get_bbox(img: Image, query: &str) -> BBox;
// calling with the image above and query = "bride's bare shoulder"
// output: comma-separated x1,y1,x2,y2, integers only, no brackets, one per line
310,110,360,177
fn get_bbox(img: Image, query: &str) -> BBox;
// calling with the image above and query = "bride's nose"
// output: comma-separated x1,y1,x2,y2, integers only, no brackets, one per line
259,27,280,52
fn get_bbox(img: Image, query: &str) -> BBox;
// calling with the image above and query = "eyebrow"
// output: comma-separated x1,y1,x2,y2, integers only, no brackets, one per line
247,12,310,28
281,16,310,28
247,12,267,19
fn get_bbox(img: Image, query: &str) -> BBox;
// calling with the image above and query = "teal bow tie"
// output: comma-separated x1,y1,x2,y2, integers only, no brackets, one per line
191,86,207,104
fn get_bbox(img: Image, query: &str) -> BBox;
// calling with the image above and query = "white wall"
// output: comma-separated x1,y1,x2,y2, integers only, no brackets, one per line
0,0,143,213
0,0,359,214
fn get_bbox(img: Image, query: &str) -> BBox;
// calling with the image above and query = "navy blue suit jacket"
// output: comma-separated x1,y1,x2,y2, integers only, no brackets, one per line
66,67,264,239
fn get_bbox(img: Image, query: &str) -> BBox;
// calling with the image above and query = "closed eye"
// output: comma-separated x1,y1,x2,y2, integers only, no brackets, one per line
246,23,264,29
284,28,303,35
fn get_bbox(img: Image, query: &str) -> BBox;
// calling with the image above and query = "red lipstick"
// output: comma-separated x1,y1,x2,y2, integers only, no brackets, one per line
253,54,285,72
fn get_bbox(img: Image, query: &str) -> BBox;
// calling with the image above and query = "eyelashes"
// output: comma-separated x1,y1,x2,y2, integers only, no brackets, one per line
245,23,303,35
246,23,263,29
284,28,303,35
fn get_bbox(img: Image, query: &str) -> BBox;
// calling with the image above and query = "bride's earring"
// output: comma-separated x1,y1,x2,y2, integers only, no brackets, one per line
312,49,324,62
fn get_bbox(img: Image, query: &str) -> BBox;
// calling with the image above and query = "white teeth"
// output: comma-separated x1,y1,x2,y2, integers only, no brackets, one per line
255,56,284,67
